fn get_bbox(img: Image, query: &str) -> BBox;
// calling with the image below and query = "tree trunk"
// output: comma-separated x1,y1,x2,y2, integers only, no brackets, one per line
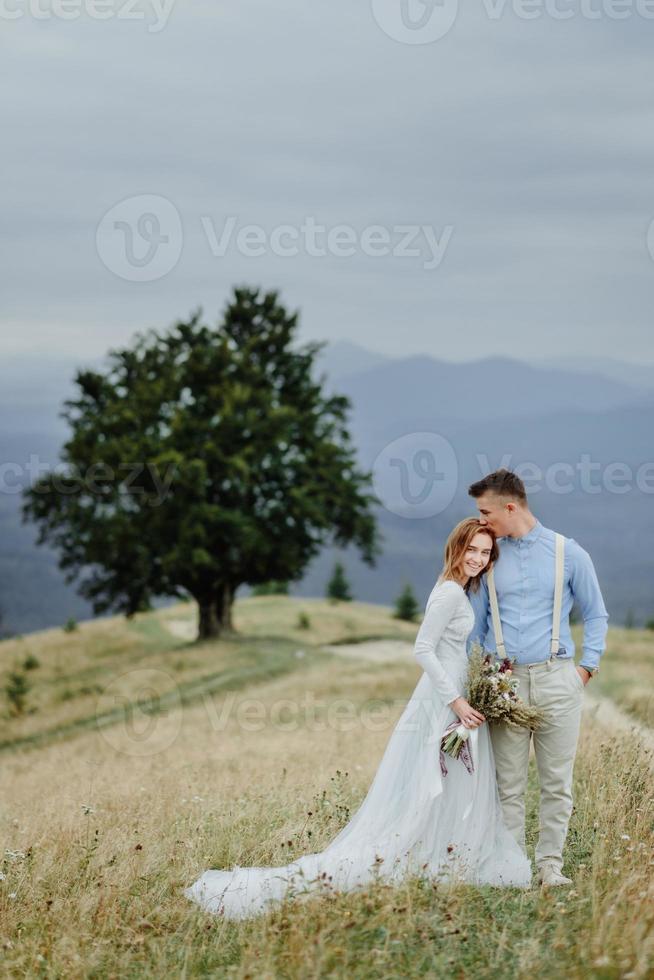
218,582,235,633
196,583,236,640
197,597,221,640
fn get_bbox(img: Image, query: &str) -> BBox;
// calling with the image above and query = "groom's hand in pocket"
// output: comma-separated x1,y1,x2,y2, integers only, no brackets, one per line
576,666,590,686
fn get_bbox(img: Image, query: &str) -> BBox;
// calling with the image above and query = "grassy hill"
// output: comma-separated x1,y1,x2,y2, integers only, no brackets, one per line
0,597,653,978
0,597,418,754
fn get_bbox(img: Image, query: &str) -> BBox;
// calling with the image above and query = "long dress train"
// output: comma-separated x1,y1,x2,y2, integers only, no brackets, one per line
184,580,533,918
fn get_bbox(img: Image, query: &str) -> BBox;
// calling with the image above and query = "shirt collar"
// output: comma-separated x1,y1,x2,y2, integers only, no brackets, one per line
501,519,543,547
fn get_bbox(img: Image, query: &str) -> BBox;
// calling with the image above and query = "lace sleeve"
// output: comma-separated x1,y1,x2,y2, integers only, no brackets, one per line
413,582,463,705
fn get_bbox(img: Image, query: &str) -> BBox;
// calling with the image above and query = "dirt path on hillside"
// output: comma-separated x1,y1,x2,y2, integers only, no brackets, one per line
324,639,654,762
164,618,197,641
159,625,654,761
582,690,654,757
321,639,417,663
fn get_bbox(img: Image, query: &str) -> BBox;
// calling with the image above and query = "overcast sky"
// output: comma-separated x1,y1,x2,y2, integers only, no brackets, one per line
3,0,654,366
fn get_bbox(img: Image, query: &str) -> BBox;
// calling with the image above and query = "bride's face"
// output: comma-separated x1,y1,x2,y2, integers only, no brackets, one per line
461,532,493,579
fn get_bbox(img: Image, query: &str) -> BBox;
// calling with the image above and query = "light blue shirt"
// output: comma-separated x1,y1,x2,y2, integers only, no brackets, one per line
467,520,608,671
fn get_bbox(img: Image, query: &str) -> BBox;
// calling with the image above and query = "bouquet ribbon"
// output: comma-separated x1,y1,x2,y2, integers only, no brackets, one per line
437,722,479,821
439,721,476,777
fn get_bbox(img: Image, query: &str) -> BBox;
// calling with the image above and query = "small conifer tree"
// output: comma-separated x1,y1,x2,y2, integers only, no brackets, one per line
394,583,420,622
327,562,352,603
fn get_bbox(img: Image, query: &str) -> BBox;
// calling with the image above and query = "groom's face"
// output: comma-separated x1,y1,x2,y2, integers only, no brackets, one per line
474,492,513,537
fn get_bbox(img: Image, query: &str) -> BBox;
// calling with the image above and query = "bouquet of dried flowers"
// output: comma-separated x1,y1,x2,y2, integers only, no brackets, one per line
440,644,547,764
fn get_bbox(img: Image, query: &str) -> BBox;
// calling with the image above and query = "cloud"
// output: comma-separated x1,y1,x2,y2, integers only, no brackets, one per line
1,2,654,362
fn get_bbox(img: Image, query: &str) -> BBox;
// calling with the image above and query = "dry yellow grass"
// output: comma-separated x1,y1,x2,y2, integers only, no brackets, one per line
589,624,654,726
0,596,416,749
0,598,652,978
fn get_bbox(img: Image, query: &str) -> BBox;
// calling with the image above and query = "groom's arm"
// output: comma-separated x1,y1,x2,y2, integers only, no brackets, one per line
466,574,490,657
568,539,609,673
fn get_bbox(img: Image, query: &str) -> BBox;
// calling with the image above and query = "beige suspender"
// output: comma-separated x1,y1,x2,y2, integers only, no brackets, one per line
550,532,565,655
487,564,506,657
487,532,565,658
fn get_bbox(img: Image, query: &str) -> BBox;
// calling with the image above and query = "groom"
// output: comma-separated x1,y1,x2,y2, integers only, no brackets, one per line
467,469,608,887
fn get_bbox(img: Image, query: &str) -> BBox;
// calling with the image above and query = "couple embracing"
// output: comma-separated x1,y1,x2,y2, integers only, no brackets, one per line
186,469,608,918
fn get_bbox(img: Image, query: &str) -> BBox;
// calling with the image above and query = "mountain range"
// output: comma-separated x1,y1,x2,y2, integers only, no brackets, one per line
1,342,652,636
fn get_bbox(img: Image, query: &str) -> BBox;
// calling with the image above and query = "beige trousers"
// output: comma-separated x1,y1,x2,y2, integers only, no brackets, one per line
489,656,584,872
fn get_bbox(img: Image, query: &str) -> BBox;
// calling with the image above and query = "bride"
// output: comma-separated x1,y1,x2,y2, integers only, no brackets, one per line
185,517,533,918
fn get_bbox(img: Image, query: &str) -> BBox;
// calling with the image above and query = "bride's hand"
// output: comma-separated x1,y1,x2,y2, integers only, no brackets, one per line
450,697,486,728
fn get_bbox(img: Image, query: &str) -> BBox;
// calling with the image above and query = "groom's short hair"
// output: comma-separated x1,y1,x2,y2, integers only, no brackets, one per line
468,469,527,503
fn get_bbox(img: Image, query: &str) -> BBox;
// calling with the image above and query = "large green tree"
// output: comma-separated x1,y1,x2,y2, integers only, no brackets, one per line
22,287,382,640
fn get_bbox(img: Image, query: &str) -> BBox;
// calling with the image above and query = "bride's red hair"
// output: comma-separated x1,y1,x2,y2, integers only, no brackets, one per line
438,517,499,593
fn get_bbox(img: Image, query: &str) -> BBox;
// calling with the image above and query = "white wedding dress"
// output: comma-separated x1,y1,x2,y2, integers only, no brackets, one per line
185,580,533,918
